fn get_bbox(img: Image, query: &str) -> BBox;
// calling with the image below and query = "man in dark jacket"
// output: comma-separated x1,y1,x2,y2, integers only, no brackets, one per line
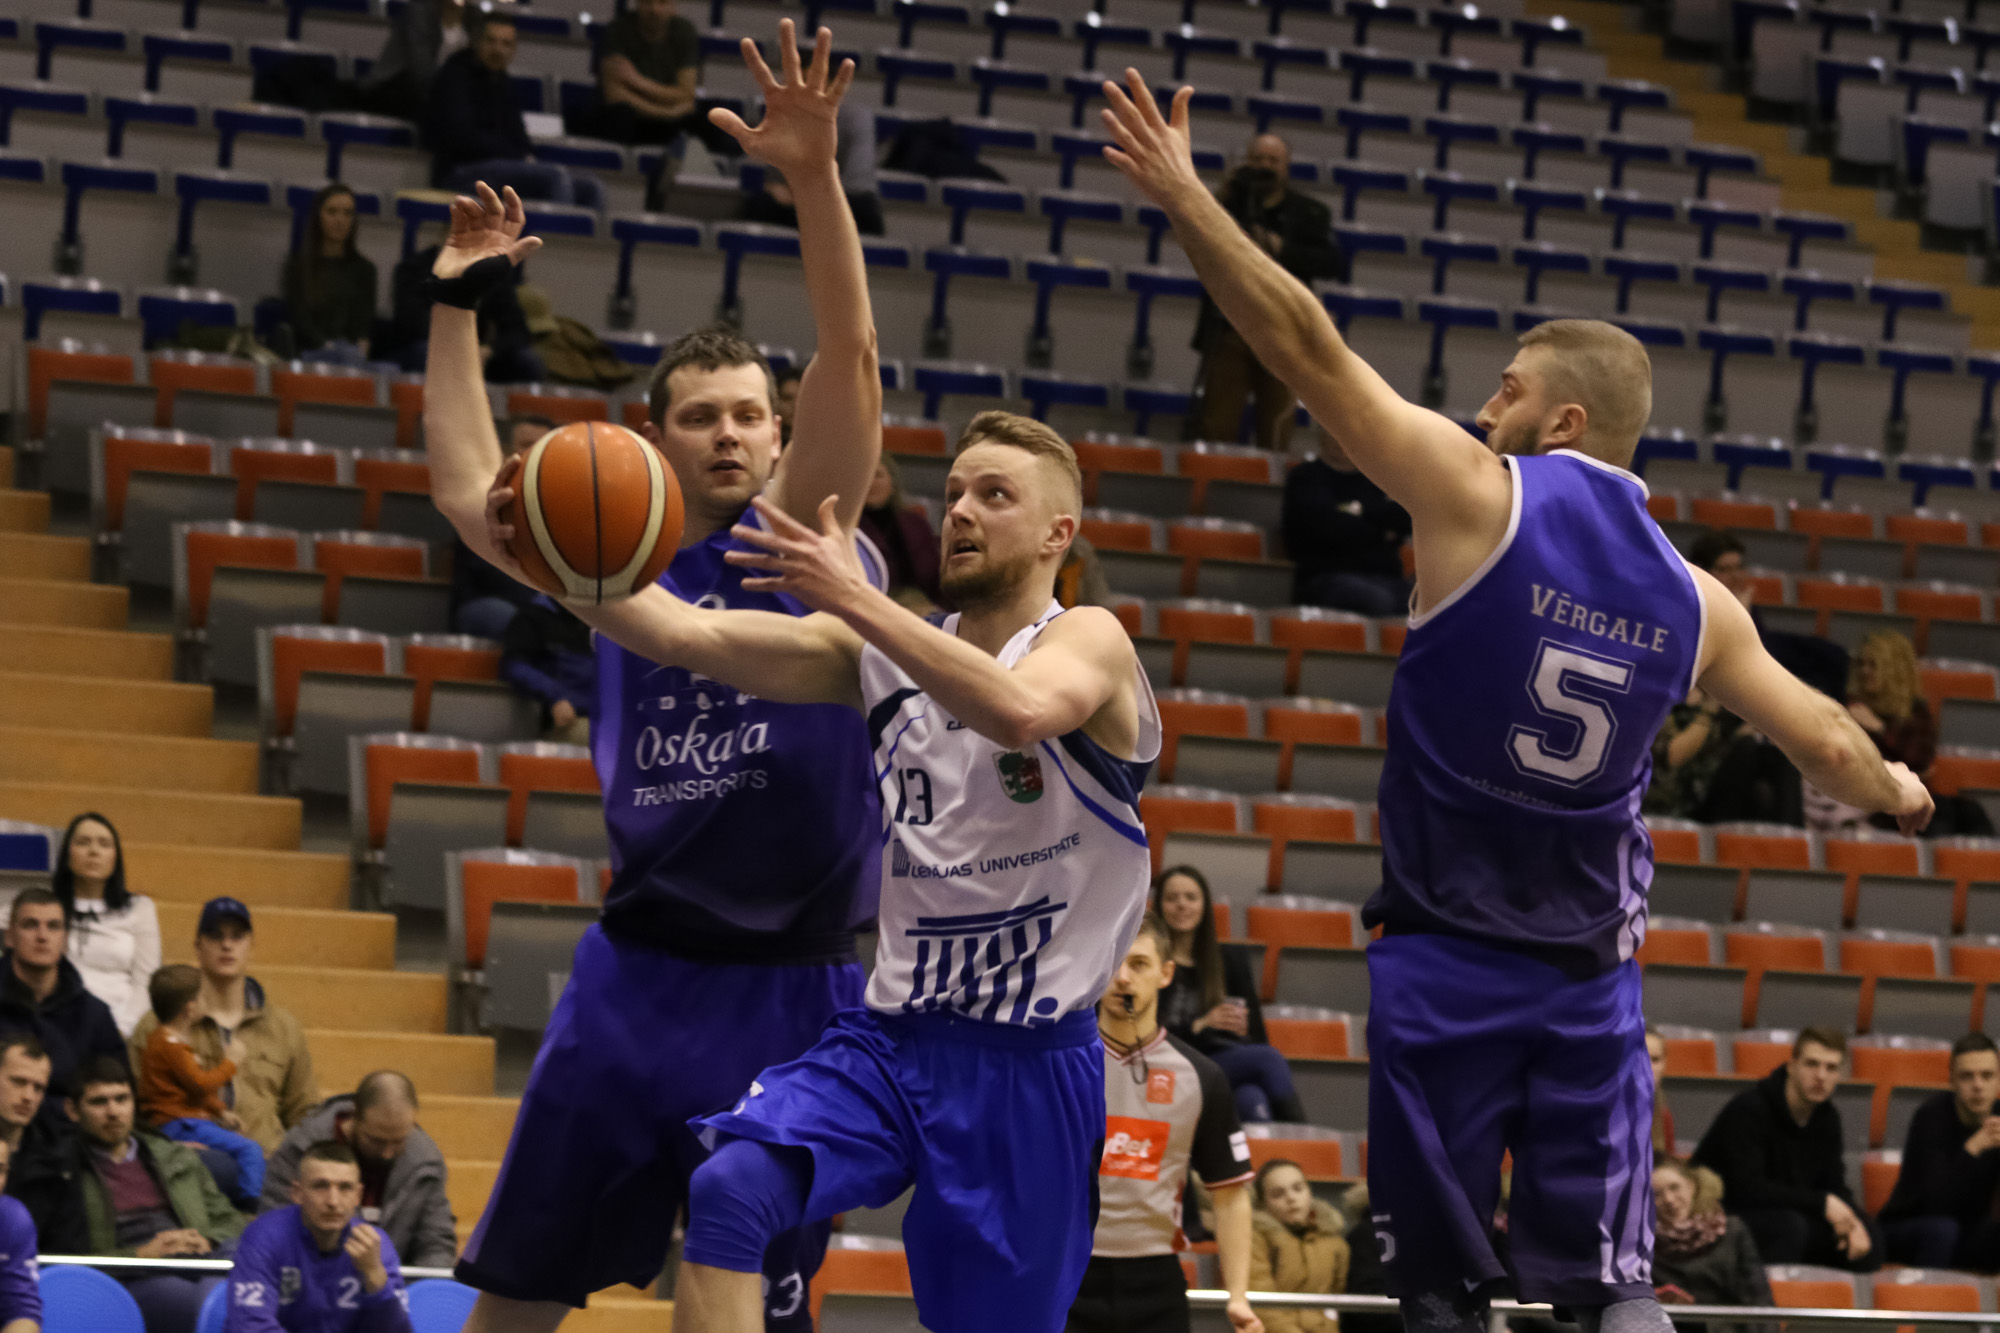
1283,425,1413,616
424,11,604,208
500,595,596,744
1691,1028,1879,1271
0,890,127,1123
1195,133,1341,450
360,0,468,119
1879,1032,2000,1270
0,1034,88,1255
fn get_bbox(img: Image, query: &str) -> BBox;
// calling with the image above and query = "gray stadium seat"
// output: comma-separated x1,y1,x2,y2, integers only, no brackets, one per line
1288,745,1387,803
122,471,237,588
1296,652,1398,709
1648,863,1741,924
1741,869,1849,932
1941,699,2000,750
1644,964,1750,1033
1272,944,1371,1013
1755,969,1862,1032
1174,736,1283,793
427,681,542,743
1183,643,1289,697
1289,1057,1371,1132
1157,831,1272,907
520,789,612,861
383,781,511,911
1868,977,1977,1041
292,671,416,797
208,567,326,686
1279,840,1384,899
1853,876,1956,937
251,478,368,533
335,576,451,637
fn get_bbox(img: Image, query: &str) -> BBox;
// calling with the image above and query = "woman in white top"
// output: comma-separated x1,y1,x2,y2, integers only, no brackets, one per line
51,813,161,1036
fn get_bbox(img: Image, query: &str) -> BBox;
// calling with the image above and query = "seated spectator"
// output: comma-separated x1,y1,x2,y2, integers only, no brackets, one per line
1691,1028,1879,1271
128,898,321,1158
1649,1027,1675,1156
450,415,550,641
1688,530,1847,699
424,12,605,209
1058,535,1112,610
69,1056,244,1333
359,0,468,120
229,1141,412,1333
0,1140,40,1333
1643,686,1767,824
1283,425,1412,616
0,889,127,1120
859,458,943,611
575,0,701,144
501,596,596,744
261,1073,457,1270
140,964,265,1205
1879,1032,2000,1271
1334,1183,1399,1333
1850,630,1936,776
280,185,378,369
0,1035,87,1255
1150,867,1306,1123
1249,1159,1349,1333
1650,1157,1773,1329
774,370,801,446
738,50,885,237
51,811,160,1038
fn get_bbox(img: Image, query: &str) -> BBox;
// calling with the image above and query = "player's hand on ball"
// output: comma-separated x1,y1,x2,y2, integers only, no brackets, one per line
483,454,529,581
434,181,543,280
709,21,856,178
1226,1295,1263,1333
1886,762,1935,836
1097,69,1203,206
727,495,869,612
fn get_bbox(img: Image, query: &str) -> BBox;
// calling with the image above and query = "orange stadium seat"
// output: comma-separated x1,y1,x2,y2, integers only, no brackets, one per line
1247,898,1357,950
1178,444,1273,512
809,1242,913,1323
1073,437,1167,505
312,532,426,623
98,430,214,535
1138,786,1240,869
1637,918,1714,966
1922,660,2000,717
1269,608,1372,692
495,742,599,847
387,378,425,450
273,365,377,437
1732,1030,1795,1079
357,734,485,851
1691,496,1779,530
1155,689,1252,781
1851,1038,1951,1146
1724,924,1827,1025
1932,751,2000,799
1887,512,1973,551
353,452,431,530
1079,511,1159,553
1935,842,2000,930
449,849,589,971
1646,494,1680,522
1263,702,1369,790
1766,1267,1858,1309
1951,937,2000,1022
403,634,502,732
622,400,650,433
1243,1124,1344,1178
1824,831,1925,921
1714,822,1813,871
1790,506,1876,541
504,387,611,426
1213,902,1231,940
1168,517,1263,563
263,625,390,740
1900,585,1987,654
28,345,134,440
149,352,257,428
229,440,342,520
1860,1150,1901,1216
1157,599,1258,687
1262,1007,1353,1060
1843,929,1944,1030
882,422,948,455
1378,621,1407,655
1655,1026,1721,1076
1644,816,1706,865
178,522,302,630
1797,575,1887,633
1108,598,1146,637
1872,1270,1985,1317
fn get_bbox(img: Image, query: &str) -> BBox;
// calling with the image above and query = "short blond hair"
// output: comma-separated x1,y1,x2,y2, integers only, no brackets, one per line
955,411,1084,517
1517,319,1653,466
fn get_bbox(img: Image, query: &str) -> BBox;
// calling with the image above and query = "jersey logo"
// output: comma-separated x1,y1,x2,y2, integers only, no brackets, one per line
1229,1129,1251,1162
901,897,1067,1023
1101,1116,1171,1179
279,1267,302,1306
993,750,1045,804
1146,1069,1176,1104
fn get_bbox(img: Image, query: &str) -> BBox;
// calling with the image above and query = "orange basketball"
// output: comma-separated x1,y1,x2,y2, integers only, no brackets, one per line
505,422,684,605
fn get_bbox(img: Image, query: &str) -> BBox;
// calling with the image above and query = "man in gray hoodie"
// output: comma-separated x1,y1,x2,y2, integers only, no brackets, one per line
260,1071,457,1269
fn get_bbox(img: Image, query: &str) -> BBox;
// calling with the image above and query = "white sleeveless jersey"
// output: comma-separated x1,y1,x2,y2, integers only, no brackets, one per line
860,602,1162,1025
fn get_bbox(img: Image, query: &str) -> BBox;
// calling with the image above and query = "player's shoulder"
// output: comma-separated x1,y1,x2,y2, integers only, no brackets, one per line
0,1193,31,1239
1029,604,1135,657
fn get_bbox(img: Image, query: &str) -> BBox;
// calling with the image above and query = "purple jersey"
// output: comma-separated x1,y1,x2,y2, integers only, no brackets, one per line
592,515,888,957
0,1197,37,1328
227,1208,411,1333
1364,450,1704,974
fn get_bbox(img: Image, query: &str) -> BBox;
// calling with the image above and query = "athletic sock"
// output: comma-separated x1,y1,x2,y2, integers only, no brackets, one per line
1575,1297,1675,1333
1401,1287,1490,1333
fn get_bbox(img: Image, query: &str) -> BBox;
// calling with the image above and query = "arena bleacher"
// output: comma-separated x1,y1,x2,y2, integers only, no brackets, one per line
7,0,2000,1321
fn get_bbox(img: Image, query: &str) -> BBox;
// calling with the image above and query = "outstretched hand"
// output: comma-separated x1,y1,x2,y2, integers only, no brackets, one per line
433,181,543,280
1097,69,1203,206
708,20,856,178
724,495,870,613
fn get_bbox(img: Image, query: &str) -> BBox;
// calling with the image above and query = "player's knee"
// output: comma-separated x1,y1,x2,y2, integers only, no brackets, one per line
683,1139,812,1274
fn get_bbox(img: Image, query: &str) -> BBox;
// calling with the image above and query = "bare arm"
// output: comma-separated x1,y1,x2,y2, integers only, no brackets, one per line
712,23,883,531
1212,1183,1262,1332
1692,566,1932,830
601,54,696,117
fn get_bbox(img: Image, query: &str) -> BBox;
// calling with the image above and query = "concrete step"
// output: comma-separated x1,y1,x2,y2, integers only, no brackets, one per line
0,577,125,630
259,965,446,1033
0,449,13,489
125,843,350,912
306,1030,494,1097
0,671,211,737
0,727,259,795
0,492,49,535
0,780,299,850
1,625,174,680
0,533,90,582
420,1094,521,1163
444,1159,498,1230
159,903,395,971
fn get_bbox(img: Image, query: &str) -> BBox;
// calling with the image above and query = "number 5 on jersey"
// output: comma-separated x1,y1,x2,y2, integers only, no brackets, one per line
1508,640,1635,786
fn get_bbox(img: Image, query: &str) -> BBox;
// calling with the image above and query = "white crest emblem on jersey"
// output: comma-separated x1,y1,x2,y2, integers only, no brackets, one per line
992,750,1045,804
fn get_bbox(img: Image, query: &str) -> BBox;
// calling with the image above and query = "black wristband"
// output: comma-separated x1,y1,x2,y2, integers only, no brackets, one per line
425,254,514,310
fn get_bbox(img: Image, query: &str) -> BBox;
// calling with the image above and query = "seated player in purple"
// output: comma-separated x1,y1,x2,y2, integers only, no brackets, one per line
0,1139,41,1333
226,1141,410,1333
1097,68,1935,1333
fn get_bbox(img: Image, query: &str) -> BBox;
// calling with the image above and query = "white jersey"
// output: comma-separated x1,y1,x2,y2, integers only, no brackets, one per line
860,601,1161,1025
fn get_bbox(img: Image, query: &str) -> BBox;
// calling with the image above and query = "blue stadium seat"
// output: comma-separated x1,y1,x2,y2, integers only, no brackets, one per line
1699,326,1780,430
895,0,975,49
1513,70,1586,119
1869,280,1947,342
1246,93,1323,135
1879,346,1955,453
1335,106,1413,160
138,285,238,349
970,59,1049,117
1018,371,1110,421
1783,272,1857,332
1124,267,1203,380
59,158,160,274
286,0,372,40
1686,200,1761,259
1124,384,1192,436
35,20,127,82
406,1278,480,1333
1512,124,1588,177
986,8,1062,60
1037,189,1122,255
1331,162,1409,221
609,213,703,329
1420,232,1500,296
1426,114,1499,171
532,137,626,174
911,359,1008,417
1511,182,1588,239
0,153,44,186
1350,1,1422,45
0,81,91,150
714,222,800,326
1596,189,1678,248
1163,27,1240,80
172,171,274,284
939,180,1026,245
1335,222,1406,257
213,103,309,171
0,821,56,874
1050,131,1113,185
1771,210,1849,268
104,94,200,159
922,247,1012,357
320,113,417,179
1514,15,1586,66
142,32,234,93
1599,134,1674,188
1418,297,1502,409
1900,454,1979,502
1421,171,1498,231
1613,316,1688,347
39,1264,145,1333
1691,261,1769,323
1899,116,1967,189
1023,257,1110,367
1073,16,1153,74
1603,253,1680,313
1321,285,1405,334
1803,442,1886,488
1513,242,1591,304
1340,49,1417,101
876,51,958,107
1683,144,1759,198
1790,333,1868,441
396,195,451,257
1597,78,1673,131
1432,6,1505,51
246,41,342,91
1256,38,1330,92
1428,58,1503,111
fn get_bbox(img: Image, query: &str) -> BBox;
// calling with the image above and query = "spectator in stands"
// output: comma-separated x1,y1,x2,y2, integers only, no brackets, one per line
1644,686,1752,822
1649,1027,1676,1157
774,371,802,446
1248,1158,1349,1333
451,415,550,642
576,0,716,152
0,1035,88,1256
1691,1028,1880,1271
738,49,885,236
280,184,378,369
425,11,605,209
127,899,320,1158
360,0,467,119
0,1140,41,1333
1194,134,1340,451
1283,425,1412,616
261,1073,456,1270
1687,530,1847,700
229,1141,413,1333
1848,630,1936,778
139,964,264,1206
0,889,127,1119
1059,536,1113,610
69,1056,244,1333
501,596,596,744
1879,1032,2000,1271
1650,1157,1773,1324
860,457,943,611
50,812,159,1038
1150,867,1307,1124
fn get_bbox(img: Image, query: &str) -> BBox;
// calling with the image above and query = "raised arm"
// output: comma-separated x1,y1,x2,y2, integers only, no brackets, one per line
1691,566,1932,831
1096,72,1503,534
710,22,882,531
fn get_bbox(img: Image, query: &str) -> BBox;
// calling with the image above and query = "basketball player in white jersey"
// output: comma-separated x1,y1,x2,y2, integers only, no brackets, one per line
482,410,1158,1333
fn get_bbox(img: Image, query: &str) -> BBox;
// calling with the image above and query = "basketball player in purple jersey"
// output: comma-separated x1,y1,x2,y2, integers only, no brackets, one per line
423,25,887,1333
1097,71,1933,1333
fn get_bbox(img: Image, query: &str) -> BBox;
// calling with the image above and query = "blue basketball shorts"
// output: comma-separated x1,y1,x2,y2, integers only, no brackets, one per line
690,1007,1106,1333
1364,932,1656,1309
455,924,864,1320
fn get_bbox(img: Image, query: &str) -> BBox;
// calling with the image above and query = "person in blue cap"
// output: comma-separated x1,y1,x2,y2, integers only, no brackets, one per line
228,1139,412,1333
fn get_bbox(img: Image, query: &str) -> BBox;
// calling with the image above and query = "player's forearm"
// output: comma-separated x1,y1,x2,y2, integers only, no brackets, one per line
1212,1183,1254,1300
578,587,860,708
1788,693,1907,813
424,307,506,546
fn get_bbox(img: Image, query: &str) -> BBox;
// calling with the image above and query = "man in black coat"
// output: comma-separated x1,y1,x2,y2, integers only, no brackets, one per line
0,1033,87,1254
423,10,603,208
0,891,126,1127
1691,1028,1880,1271
1283,425,1413,616
1880,1032,2000,1271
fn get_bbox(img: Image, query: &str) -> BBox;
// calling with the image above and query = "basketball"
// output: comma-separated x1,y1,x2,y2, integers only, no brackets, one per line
505,422,685,605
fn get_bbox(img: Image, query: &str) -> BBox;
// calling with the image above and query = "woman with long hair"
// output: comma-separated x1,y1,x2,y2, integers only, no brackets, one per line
50,812,160,1036
282,182,378,364
1847,631,1935,775
1651,1157,1773,1333
1151,865,1307,1122
1248,1158,1350,1333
